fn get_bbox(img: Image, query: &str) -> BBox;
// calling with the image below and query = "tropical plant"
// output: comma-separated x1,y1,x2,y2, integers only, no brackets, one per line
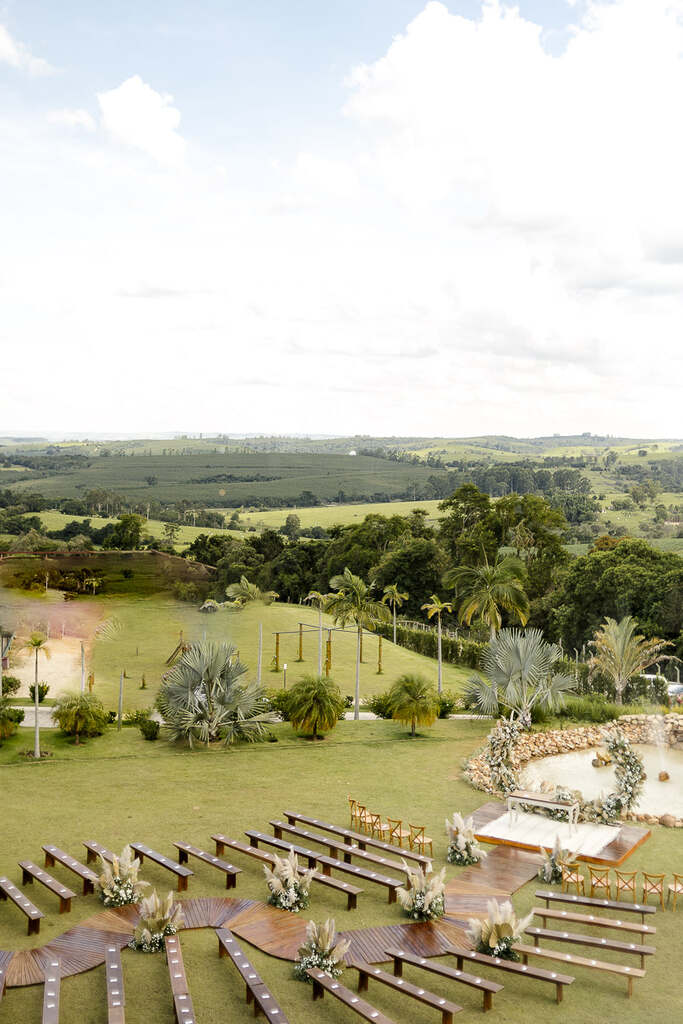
52,692,109,743
129,890,184,953
305,590,330,675
537,835,572,885
466,900,533,961
226,575,279,606
382,584,409,646
0,696,23,741
287,675,345,739
327,568,390,720
140,718,160,740
397,862,446,921
588,615,672,705
387,673,439,737
28,683,49,703
21,631,50,759
420,595,452,693
156,641,277,747
97,845,149,907
263,850,314,912
0,675,21,697
445,812,487,866
444,554,529,639
294,918,351,982
464,629,576,728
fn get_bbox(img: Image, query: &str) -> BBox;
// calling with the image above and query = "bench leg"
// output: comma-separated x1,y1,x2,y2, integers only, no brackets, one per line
556,983,563,1004
522,954,528,965
0,891,6,901
307,856,317,870
273,826,282,839
483,991,492,1012
249,837,258,848
22,870,33,886
226,873,236,890
312,979,324,1001
178,850,189,865
178,876,188,893
83,879,94,896
388,887,397,904
215,840,225,856
343,851,352,864
443,1012,454,1024
86,849,97,864
357,971,368,993
28,918,40,936
321,864,331,877
456,956,463,971
392,957,403,978
59,896,71,914
627,977,633,999
218,939,226,958
246,983,254,1005
45,852,55,868
347,893,357,911
639,953,644,970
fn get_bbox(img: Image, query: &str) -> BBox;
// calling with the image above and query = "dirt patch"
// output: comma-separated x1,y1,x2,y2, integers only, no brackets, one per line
9,636,85,696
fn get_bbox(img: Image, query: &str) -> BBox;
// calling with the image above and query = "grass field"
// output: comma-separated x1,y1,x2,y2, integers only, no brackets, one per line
226,499,445,532
0,718,680,1023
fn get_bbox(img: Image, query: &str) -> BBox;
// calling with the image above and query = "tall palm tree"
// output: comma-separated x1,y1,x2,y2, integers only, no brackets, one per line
382,584,409,645
589,616,672,705
287,675,345,739
387,673,439,737
420,595,452,694
444,554,529,639
226,575,279,606
21,632,50,758
327,568,390,720
465,628,576,728
305,591,330,676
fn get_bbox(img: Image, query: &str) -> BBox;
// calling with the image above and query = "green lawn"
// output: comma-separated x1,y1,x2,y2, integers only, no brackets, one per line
0,719,680,1023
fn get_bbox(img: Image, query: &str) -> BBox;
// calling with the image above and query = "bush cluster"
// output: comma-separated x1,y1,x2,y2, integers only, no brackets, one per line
0,675,21,697
373,622,487,669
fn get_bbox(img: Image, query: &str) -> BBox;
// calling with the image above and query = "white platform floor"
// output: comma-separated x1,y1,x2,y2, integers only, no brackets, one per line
476,809,621,858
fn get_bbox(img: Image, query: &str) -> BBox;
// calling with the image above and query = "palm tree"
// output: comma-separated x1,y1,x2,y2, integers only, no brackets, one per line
444,554,529,639
21,632,50,759
226,575,279,606
326,568,390,720
52,692,108,744
589,616,672,705
387,673,439,737
464,628,576,728
305,591,330,676
287,675,345,740
382,584,409,645
420,595,452,694
156,640,276,747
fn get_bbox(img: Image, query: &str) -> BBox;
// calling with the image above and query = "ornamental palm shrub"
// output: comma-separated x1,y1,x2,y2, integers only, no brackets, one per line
130,890,184,953
466,900,534,961
397,862,446,921
445,812,487,866
287,675,345,739
52,692,109,743
387,673,439,737
97,846,148,907
264,850,315,912
444,554,530,639
588,615,672,705
294,918,351,982
156,641,276,747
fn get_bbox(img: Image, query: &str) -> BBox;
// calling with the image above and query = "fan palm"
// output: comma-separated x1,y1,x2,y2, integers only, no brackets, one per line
420,595,452,694
444,554,529,639
382,584,409,646
156,641,276,747
387,673,439,737
287,675,345,739
226,575,279,606
327,568,390,720
21,631,50,758
589,616,672,705
305,590,330,676
465,628,576,728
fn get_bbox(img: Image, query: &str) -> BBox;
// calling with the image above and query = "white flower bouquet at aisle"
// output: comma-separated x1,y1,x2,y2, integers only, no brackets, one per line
466,899,533,961
264,849,314,912
445,812,488,866
294,918,351,982
96,845,148,907
397,862,446,921
129,890,184,953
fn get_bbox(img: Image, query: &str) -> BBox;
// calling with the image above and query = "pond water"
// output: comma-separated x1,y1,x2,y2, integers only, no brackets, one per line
519,744,683,817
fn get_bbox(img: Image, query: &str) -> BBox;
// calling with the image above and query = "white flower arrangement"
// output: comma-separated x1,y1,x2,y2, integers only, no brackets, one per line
537,835,573,884
294,918,351,983
445,812,488,866
397,861,446,921
96,845,148,907
263,850,314,913
129,890,184,953
466,899,533,961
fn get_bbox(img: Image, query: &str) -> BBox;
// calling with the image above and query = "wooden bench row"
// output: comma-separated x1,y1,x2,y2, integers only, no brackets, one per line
0,875,44,935
165,934,196,1024
386,946,502,1013
217,928,289,1022
535,889,656,924
524,925,655,971
283,810,432,867
105,944,125,1024
42,958,61,1024
532,906,656,941
270,819,411,877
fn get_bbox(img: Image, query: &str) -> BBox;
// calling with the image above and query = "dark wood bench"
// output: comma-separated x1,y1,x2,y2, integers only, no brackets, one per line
245,830,402,903
385,946,503,1013
0,951,13,1001
283,810,432,867
307,968,396,1023
535,889,656,925
212,834,362,910
130,843,193,892
447,945,574,1004
42,958,60,1024
164,934,196,1024
83,840,115,865
524,926,656,971
216,928,290,1022
0,875,44,935
351,961,462,1024
43,845,99,895
532,906,656,941
19,861,76,914
515,943,645,998
105,944,125,1024
173,841,241,890
270,820,410,877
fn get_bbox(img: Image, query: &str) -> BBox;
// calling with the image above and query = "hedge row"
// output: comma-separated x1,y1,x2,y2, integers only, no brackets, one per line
374,622,487,670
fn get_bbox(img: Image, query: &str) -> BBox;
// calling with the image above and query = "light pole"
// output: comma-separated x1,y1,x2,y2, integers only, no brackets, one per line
283,663,288,690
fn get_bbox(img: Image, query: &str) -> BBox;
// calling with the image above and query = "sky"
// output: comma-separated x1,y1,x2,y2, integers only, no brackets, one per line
1,0,681,439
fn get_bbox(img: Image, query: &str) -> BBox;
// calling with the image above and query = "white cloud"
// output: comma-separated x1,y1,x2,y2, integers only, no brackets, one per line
47,108,96,131
97,75,186,166
0,23,53,75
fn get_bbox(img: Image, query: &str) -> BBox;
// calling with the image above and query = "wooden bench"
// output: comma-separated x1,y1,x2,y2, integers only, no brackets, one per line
524,926,655,971
0,951,13,1001
0,875,44,935
447,945,574,1004
535,889,656,925
130,843,193,892
270,820,410,877
515,943,645,998
43,845,99,895
351,961,462,1024
42,958,60,1024
164,934,196,1024
19,861,76,914
307,969,396,1023
216,928,290,1022
245,830,402,903
532,906,656,941
385,946,503,1013
212,834,362,910
83,840,115,866
283,810,432,867
105,944,125,1024
173,841,241,890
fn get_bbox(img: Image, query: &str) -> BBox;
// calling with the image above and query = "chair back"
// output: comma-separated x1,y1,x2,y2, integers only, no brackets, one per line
615,869,637,896
642,872,665,891
589,866,610,884
409,824,425,847
387,818,404,844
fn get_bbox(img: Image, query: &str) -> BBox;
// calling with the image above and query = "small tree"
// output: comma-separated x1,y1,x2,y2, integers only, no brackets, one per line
163,522,181,546
226,575,279,606
53,692,109,743
287,675,345,740
387,673,439,737
589,616,672,705
327,568,390,720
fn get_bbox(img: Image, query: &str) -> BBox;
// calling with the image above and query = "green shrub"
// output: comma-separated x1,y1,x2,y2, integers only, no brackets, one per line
363,691,393,719
554,694,642,723
123,708,152,727
0,675,21,697
266,689,293,721
29,683,49,703
0,698,23,741
140,718,160,741
52,692,109,743
437,691,459,718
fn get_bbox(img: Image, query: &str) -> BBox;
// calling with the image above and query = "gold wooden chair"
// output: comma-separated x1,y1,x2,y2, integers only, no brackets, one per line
642,872,665,909
408,824,433,858
368,813,391,841
667,873,683,910
387,818,410,848
615,870,638,902
561,862,585,896
589,865,611,900
348,796,358,829
355,804,371,834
